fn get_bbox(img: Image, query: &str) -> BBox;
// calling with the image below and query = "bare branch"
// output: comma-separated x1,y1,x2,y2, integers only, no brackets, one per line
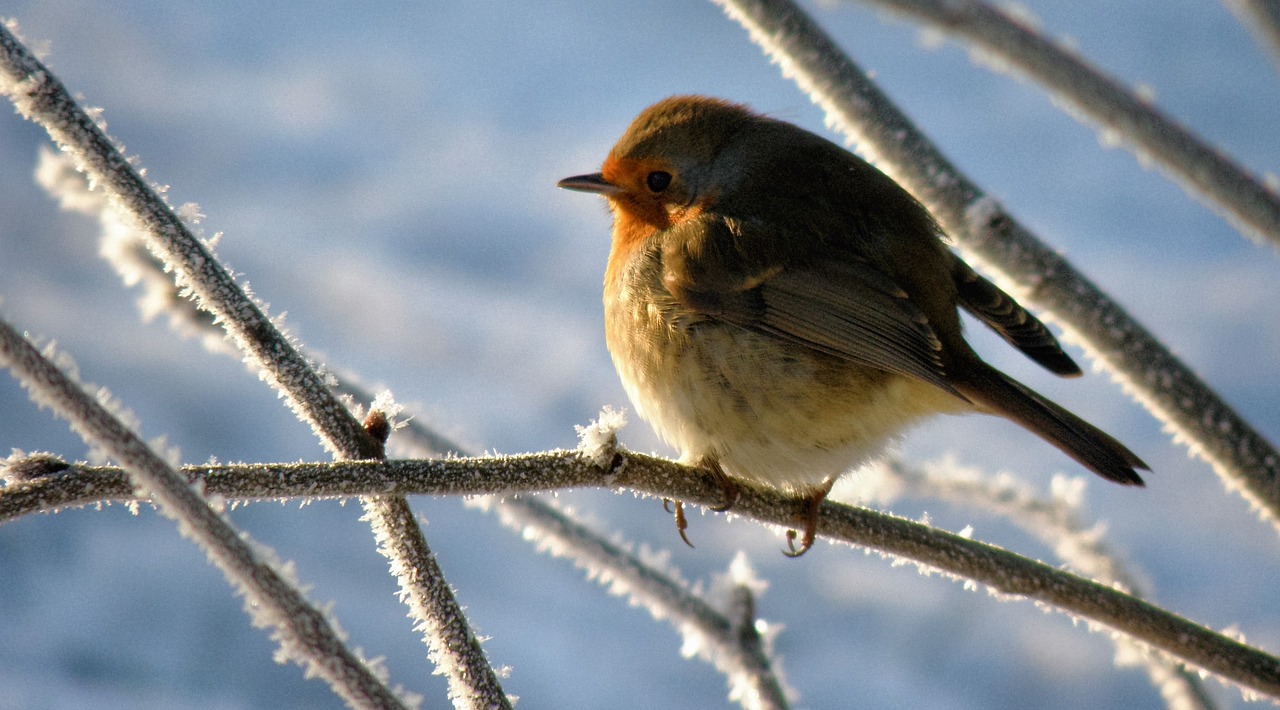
842,0,1280,247
713,0,1280,532
0,24,374,460
364,495,511,710
5,450,1279,701
1223,0,1280,70
879,461,1217,710
479,497,793,710
0,320,412,710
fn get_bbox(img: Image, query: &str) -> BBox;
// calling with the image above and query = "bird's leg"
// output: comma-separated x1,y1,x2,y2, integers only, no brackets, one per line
784,480,834,557
662,458,739,549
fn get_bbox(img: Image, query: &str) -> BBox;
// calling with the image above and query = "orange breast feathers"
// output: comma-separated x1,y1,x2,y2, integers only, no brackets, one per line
600,154,713,286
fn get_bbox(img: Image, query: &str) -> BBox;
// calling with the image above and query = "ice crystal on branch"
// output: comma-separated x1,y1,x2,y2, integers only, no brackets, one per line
575,405,626,470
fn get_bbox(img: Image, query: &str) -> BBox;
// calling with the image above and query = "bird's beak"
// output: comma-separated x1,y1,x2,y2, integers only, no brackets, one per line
557,172,620,195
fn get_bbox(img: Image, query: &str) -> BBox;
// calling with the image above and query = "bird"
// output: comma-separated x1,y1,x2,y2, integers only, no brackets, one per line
558,95,1146,556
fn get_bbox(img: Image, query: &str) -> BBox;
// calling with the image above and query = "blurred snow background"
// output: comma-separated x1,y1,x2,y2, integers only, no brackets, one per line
1,1,1279,708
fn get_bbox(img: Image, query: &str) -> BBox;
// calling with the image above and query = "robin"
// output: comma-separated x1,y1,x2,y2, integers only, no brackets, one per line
559,95,1145,555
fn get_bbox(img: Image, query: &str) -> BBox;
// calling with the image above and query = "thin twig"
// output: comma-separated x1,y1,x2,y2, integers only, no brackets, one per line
880,461,1217,710
843,0,1280,247
713,0,1280,531
0,321,411,710
1223,0,1280,70
363,495,509,710
479,498,793,710
4,451,1278,702
0,22,507,709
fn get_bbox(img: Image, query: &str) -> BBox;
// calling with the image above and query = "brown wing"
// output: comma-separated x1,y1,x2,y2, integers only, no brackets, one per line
661,219,962,398
951,260,1081,377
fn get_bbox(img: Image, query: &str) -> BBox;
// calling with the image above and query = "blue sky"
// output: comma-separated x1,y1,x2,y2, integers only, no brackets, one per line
2,2,1279,708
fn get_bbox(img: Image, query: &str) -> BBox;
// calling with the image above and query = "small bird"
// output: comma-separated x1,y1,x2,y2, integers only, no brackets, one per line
559,96,1146,555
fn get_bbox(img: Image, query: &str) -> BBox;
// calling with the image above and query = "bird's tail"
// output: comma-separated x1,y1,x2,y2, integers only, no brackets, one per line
952,365,1147,486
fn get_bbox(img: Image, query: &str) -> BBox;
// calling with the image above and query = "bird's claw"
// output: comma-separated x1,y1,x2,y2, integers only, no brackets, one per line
781,489,826,557
667,499,695,548
701,458,741,513
783,527,814,557
708,475,741,513
664,460,741,549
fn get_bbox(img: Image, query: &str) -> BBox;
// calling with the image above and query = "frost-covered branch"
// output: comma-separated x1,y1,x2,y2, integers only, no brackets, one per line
0,453,671,519
363,494,512,710
5,449,1280,702
0,21,374,460
714,0,1280,532
477,499,793,710
0,23,507,709
843,0,1280,247
2,448,793,708
1224,0,1280,70
33,144,233,357
872,461,1217,710
0,320,412,710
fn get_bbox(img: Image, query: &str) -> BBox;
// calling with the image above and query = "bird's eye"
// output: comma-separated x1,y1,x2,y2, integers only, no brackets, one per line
646,170,672,193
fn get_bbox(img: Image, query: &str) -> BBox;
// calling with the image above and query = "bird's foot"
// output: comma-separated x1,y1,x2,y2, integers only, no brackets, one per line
662,459,741,549
705,460,741,513
783,484,831,558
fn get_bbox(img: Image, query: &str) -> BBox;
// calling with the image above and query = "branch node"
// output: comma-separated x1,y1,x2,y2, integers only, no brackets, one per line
2,450,71,483
363,409,391,455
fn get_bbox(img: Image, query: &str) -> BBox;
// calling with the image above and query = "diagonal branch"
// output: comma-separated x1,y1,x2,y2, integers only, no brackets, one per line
0,28,374,461
362,494,510,710
1223,0,1280,70
880,461,1217,710
479,497,793,710
841,0,1280,247
0,320,411,710
0,22,507,709
713,0,1280,532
